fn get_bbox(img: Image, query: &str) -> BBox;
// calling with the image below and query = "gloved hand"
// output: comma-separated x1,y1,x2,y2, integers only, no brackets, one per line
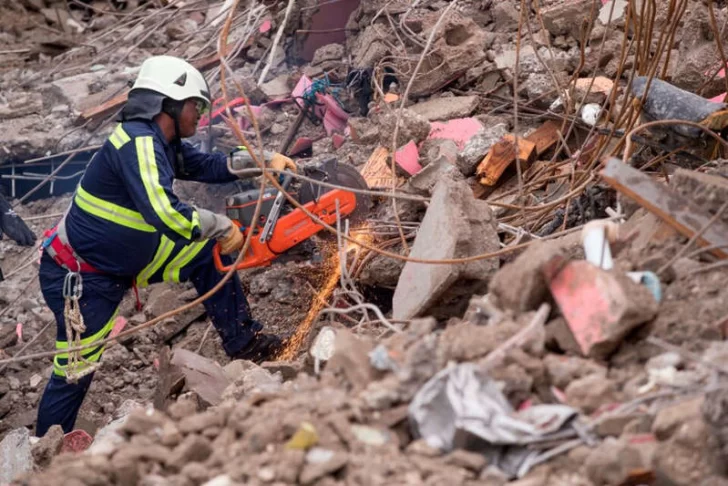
218,223,244,255
0,195,35,247
269,153,297,173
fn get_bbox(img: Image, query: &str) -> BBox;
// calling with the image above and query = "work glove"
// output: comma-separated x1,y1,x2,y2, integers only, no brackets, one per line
218,223,244,255
196,208,244,255
0,195,36,247
229,147,297,174
269,153,297,173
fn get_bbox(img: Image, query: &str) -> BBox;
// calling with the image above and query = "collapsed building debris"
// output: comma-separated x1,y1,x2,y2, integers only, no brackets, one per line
2,0,728,485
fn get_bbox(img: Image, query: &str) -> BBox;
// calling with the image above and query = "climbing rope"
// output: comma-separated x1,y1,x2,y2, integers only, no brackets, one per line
62,271,98,382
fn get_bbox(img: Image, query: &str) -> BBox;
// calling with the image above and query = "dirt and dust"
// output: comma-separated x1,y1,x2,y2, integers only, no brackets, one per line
2,0,728,485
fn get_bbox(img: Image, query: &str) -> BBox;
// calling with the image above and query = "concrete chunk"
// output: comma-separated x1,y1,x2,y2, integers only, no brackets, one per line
410,95,479,122
0,428,33,484
393,177,500,320
542,0,600,40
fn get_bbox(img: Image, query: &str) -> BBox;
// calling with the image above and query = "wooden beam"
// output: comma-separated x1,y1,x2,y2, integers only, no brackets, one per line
600,157,728,259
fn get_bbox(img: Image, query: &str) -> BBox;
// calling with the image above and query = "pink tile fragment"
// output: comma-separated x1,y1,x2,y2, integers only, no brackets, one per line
710,92,727,103
394,140,422,176
109,316,128,340
259,19,272,34
428,118,484,150
332,133,346,149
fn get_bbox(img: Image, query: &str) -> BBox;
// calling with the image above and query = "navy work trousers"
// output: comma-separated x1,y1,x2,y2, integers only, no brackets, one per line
35,239,260,436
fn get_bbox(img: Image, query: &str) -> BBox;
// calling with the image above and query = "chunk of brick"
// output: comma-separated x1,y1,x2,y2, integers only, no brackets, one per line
543,257,659,360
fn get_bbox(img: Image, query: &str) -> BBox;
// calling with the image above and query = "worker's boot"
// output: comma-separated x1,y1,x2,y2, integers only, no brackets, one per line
233,333,283,363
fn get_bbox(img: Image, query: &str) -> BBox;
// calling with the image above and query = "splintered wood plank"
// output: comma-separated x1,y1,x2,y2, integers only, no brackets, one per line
475,121,561,188
527,120,562,155
360,146,405,189
477,135,536,186
600,157,728,259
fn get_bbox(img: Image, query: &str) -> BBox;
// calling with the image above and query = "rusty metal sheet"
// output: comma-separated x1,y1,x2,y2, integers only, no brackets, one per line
600,157,728,259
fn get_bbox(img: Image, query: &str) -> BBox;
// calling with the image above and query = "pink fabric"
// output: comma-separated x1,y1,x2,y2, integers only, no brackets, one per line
317,93,349,135
292,75,314,109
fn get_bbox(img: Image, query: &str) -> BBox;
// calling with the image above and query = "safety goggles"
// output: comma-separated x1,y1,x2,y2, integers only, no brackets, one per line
195,99,210,116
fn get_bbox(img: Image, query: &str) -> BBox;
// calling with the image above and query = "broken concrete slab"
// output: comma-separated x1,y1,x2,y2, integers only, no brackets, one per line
325,329,376,390
601,157,728,259
393,177,500,320
565,373,619,414
31,425,63,468
457,123,509,176
490,240,563,314
543,258,660,360
400,11,489,96
670,168,728,224
405,141,464,196
409,95,479,122
495,45,536,70
584,437,654,486
260,73,291,100
0,427,33,484
374,108,432,147
542,0,601,41
170,349,231,407
544,354,607,390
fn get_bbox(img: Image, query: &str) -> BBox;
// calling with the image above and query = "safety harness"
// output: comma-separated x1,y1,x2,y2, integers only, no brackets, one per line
42,218,141,382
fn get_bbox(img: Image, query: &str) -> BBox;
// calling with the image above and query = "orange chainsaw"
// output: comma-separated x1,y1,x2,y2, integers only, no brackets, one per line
213,158,371,272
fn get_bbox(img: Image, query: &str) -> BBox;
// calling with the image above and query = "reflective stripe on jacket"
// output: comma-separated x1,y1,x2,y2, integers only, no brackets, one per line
63,120,237,277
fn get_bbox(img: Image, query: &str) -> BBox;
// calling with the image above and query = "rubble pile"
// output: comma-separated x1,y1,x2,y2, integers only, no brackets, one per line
2,0,728,485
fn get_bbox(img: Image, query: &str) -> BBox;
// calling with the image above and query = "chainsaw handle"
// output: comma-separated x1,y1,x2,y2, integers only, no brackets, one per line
212,241,233,273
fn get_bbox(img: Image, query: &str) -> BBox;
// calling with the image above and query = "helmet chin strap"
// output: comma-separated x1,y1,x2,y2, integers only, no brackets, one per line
163,99,189,177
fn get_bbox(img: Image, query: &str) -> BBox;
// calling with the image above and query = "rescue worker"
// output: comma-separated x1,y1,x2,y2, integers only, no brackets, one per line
36,55,289,436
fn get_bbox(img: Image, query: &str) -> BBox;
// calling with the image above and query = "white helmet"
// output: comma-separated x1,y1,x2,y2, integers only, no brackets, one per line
130,55,211,108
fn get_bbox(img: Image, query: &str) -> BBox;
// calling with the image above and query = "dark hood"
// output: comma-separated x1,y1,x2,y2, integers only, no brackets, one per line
118,89,166,122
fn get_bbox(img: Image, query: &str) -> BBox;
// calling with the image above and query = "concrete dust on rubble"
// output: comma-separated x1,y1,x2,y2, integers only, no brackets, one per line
4,0,728,484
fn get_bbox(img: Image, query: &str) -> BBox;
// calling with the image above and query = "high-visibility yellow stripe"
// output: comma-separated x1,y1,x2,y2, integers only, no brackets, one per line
136,136,200,240
109,124,131,150
163,240,207,283
55,309,117,352
53,310,117,377
75,186,156,233
54,347,105,377
136,235,175,288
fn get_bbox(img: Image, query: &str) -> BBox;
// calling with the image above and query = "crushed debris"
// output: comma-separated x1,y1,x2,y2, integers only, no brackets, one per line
2,1,728,485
